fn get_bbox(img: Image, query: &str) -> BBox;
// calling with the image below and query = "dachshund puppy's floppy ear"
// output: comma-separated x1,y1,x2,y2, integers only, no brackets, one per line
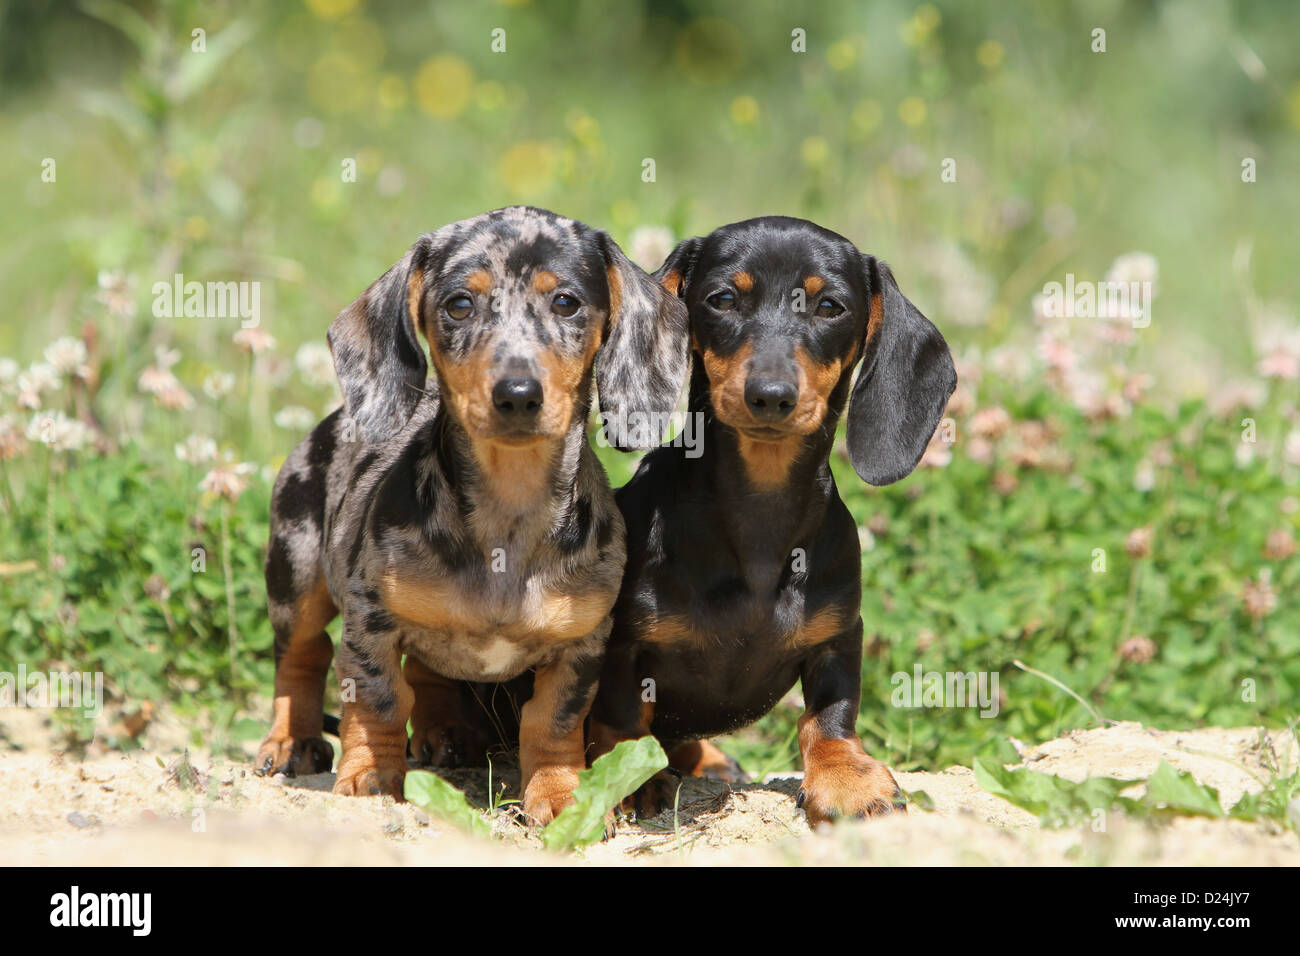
327,233,442,443
847,256,957,485
653,236,701,299
594,232,690,450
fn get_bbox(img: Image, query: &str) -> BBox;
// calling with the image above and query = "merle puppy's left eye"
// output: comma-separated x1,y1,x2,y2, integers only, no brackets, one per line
815,297,844,317
552,293,580,317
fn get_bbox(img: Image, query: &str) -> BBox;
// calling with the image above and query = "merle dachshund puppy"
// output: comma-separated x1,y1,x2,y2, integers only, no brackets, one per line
589,216,956,826
255,206,687,823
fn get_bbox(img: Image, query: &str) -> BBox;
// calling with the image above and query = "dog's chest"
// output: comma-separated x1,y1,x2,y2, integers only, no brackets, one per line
381,564,613,681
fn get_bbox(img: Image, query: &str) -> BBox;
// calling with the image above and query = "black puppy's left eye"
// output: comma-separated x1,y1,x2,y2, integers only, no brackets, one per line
707,291,736,311
551,293,581,317
815,297,844,317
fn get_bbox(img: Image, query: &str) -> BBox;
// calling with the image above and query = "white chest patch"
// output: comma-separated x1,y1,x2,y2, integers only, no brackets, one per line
476,636,525,678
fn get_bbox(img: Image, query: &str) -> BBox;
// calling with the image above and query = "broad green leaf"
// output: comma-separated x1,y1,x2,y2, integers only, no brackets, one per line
1143,761,1223,817
404,771,490,838
541,736,668,851
974,757,1141,828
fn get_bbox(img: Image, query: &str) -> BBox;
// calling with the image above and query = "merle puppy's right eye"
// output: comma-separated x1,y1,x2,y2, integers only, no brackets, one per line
444,294,474,320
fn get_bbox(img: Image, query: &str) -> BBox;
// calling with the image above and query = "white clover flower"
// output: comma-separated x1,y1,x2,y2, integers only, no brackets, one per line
273,405,316,431
25,411,92,453
199,459,257,501
0,357,18,385
138,365,180,396
44,337,88,377
1258,349,1300,381
629,226,674,271
21,363,59,392
157,384,195,411
17,363,60,408
175,434,218,465
1035,330,1077,372
1105,252,1159,288
1252,307,1300,358
203,372,237,400
1133,459,1156,492
154,345,182,369
96,270,134,317
969,406,1012,440
294,342,336,388
234,327,276,354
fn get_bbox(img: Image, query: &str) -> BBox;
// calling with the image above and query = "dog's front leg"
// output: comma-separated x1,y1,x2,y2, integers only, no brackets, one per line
796,620,906,827
518,627,605,826
332,602,412,798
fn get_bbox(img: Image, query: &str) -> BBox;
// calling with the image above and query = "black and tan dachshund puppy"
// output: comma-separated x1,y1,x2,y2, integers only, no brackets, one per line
255,206,687,823
589,216,956,826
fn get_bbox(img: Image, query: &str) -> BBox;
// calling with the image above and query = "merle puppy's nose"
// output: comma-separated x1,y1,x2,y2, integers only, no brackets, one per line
492,377,543,418
744,378,798,423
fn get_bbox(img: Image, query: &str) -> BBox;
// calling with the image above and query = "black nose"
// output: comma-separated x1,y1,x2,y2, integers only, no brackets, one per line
492,377,543,418
744,378,798,423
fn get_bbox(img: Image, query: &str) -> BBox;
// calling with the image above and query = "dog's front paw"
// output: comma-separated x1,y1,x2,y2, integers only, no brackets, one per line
254,733,334,778
521,765,581,826
797,750,905,828
332,757,405,798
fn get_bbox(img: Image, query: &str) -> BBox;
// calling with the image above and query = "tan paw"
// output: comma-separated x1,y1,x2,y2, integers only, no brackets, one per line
332,759,405,798
254,733,334,778
798,751,905,828
521,765,581,826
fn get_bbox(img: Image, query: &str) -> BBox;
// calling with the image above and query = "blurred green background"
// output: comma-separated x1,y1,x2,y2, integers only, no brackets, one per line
3,0,1298,374
0,0,1297,773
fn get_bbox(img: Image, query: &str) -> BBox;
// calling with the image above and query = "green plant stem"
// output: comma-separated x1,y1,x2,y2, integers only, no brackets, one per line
1012,659,1104,727
220,497,238,690
45,448,56,575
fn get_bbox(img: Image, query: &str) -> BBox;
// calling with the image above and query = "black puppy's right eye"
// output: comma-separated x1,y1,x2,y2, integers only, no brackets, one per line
444,294,474,320
707,291,736,311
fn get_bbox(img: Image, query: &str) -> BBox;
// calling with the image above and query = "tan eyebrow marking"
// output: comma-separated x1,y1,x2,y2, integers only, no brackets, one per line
533,270,558,294
732,271,754,292
803,276,826,296
466,270,492,294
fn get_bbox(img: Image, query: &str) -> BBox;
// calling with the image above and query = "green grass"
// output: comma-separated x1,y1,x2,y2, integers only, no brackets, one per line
2,372,1296,769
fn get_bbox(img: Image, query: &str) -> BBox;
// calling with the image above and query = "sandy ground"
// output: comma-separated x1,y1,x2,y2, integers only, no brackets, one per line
1,711,1297,865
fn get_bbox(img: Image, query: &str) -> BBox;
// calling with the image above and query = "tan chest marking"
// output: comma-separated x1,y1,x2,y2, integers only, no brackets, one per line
381,568,612,642
788,606,850,648
735,431,803,491
639,613,696,646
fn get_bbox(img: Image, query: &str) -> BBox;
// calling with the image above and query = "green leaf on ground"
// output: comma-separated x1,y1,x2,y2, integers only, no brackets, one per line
541,736,669,851
404,771,490,838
